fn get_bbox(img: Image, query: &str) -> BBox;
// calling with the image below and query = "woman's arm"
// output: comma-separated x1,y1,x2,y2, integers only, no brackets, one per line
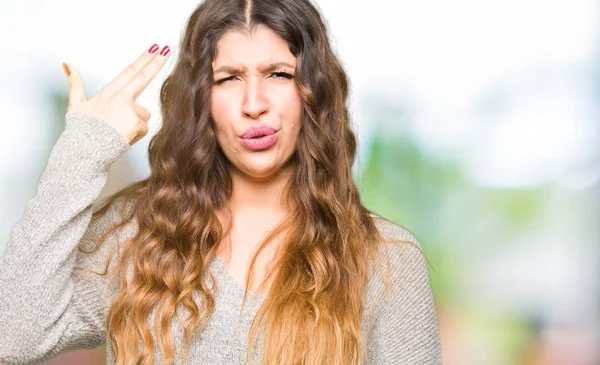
0,111,130,365
367,223,443,364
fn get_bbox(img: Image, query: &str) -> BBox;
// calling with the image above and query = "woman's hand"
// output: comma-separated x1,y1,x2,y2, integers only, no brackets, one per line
62,44,172,146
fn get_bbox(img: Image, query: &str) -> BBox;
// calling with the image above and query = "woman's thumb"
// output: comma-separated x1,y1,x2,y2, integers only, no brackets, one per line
62,62,86,109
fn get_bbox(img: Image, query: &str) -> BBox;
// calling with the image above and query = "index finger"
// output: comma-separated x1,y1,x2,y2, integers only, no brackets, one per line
120,45,172,101
104,44,161,96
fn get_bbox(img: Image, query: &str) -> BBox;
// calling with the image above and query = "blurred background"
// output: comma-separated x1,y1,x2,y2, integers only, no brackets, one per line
1,0,599,364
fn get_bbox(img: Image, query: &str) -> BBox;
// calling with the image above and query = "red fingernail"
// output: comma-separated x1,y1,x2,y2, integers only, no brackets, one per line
148,44,159,54
159,46,170,56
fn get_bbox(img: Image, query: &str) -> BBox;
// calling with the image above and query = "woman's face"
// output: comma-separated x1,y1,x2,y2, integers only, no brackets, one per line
210,26,302,181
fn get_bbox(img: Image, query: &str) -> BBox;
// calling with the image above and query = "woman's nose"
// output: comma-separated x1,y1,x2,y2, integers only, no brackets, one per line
241,80,269,119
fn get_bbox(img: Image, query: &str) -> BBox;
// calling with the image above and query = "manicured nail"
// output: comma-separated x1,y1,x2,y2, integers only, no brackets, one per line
148,44,159,54
62,63,70,76
159,46,170,56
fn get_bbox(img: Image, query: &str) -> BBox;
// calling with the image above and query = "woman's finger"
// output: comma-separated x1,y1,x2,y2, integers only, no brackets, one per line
62,62,86,111
133,103,152,123
103,44,161,97
120,45,171,101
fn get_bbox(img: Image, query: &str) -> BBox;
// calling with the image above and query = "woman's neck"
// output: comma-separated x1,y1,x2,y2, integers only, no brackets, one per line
228,164,292,214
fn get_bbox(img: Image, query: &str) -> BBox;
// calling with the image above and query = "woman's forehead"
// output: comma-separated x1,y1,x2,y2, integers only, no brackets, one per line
212,27,296,71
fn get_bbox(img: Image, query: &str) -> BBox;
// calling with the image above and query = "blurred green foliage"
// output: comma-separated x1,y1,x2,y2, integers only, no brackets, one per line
354,125,547,306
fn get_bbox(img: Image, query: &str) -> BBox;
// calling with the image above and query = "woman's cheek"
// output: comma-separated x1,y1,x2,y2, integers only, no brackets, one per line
210,94,228,121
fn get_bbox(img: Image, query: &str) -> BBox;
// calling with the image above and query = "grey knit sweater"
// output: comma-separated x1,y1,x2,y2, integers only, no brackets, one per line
0,111,442,365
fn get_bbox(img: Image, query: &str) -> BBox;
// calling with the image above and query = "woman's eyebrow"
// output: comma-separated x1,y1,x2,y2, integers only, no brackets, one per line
213,61,295,74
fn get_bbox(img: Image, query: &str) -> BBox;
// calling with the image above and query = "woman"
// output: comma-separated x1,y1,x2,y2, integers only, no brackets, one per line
0,0,442,364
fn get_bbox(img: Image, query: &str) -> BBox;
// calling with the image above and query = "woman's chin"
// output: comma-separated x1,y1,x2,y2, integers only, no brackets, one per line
231,152,294,181
238,161,282,180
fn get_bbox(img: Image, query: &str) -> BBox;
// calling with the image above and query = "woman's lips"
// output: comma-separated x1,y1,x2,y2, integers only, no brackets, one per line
240,131,279,151
240,124,277,139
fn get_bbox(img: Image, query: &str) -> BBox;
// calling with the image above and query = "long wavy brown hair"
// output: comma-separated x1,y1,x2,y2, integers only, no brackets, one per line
73,0,425,364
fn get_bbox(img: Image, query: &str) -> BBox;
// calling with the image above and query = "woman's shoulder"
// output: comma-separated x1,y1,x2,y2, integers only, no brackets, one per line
368,212,425,261
364,212,437,319
366,212,432,298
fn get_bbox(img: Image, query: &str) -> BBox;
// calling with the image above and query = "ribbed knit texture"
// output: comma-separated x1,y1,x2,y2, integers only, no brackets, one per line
0,111,442,364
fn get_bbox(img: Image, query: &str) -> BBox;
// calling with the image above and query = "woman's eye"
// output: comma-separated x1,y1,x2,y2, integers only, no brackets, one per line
271,72,294,79
214,76,236,85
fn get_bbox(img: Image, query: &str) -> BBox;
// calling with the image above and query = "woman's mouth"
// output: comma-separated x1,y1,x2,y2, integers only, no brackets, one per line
239,124,279,151
240,131,279,151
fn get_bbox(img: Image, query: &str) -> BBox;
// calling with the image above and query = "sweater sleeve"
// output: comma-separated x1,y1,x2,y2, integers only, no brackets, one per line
0,111,131,365
367,222,443,364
